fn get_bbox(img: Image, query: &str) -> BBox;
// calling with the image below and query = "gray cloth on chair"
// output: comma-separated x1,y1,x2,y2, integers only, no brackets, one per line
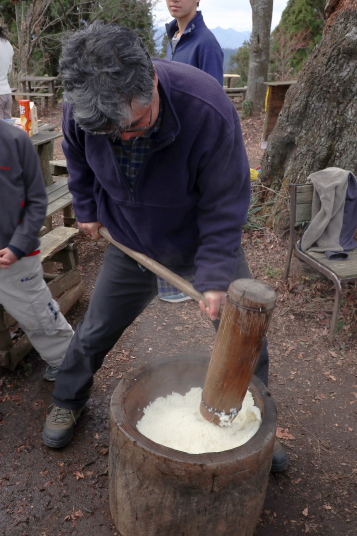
300,167,352,255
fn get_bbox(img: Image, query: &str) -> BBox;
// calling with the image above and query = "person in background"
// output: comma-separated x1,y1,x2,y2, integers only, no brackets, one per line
159,0,224,303
0,120,74,381
0,26,14,120
41,22,288,472
165,0,223,85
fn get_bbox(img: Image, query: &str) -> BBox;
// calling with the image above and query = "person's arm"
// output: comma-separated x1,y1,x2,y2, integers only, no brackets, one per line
61,101,99,224
193,110,251,301
8,134,47,256
198,47,224,85
8,45,14,74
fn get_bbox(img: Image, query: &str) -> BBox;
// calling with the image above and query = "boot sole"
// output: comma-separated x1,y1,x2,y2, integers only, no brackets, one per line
271,455,289,472
42,428,74,449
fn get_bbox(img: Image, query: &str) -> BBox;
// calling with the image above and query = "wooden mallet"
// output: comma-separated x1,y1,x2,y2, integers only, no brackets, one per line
98,227,277,426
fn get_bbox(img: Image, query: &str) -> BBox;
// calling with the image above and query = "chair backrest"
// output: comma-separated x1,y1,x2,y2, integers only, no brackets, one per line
290,183,313,224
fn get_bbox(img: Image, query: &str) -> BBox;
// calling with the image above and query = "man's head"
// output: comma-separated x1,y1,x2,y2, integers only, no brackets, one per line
59,21,156,136
166,0,200,23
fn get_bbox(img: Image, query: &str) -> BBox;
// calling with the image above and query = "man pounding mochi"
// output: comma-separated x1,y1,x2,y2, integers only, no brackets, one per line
42,21,288,473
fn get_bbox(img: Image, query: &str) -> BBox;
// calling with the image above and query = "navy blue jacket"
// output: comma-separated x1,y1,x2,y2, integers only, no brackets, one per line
62,59,250,293
166,11,224,85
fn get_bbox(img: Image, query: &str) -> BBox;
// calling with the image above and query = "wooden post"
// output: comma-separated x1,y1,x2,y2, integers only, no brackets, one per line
200,278,277,426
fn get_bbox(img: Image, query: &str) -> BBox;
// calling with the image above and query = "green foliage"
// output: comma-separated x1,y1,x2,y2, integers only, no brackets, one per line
157,32,169,58
227,41,250,86
271,0,325,75
241,99,253,118
244,189,267,231
1,0,156,76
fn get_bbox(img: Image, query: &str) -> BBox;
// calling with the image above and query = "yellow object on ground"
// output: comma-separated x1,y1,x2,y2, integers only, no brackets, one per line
250,168,259,181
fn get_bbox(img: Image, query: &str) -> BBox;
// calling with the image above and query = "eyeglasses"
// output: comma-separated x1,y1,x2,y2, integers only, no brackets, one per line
91,105,152,137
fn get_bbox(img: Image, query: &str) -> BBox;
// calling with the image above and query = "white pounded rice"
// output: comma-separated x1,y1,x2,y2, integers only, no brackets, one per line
136,387,262,454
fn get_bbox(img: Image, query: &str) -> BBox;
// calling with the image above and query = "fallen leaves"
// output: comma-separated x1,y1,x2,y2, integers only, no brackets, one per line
64,507,84,522
276,427,295,440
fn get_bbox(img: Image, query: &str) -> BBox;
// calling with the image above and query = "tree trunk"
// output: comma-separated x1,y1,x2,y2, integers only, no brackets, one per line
246,0,274,114
258,1,357,232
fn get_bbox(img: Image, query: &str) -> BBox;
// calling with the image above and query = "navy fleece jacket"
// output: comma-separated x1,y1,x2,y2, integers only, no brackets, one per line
166,11,224,85
62,59,250,293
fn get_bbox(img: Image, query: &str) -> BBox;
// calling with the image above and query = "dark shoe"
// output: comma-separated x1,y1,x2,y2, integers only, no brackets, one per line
43,365,60,382
43,404,85,448
271,439,289,472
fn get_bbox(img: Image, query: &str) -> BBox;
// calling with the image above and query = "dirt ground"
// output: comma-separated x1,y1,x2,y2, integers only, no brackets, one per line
0,104,356,536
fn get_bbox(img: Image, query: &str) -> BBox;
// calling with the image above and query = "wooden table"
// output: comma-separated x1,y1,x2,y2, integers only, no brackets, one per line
262,80,297,147
30,129,63,186
18,76,57,107
224,74,241,88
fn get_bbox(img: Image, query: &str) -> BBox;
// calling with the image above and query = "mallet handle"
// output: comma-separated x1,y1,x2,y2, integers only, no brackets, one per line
98,226,208,306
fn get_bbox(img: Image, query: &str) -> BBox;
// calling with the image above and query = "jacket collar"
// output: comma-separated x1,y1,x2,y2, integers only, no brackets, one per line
166,11,205,40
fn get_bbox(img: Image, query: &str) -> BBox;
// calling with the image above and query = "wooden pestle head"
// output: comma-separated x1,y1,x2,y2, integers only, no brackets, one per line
200,278,277,426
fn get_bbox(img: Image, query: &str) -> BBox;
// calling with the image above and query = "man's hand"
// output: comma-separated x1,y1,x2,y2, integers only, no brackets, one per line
0,248,18,269
199,290,226,320
78,221,101,240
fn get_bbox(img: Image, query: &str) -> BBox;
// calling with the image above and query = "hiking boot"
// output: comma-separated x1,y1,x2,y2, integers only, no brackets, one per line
271,439,289,472
43,365,60,382
43,404,85,449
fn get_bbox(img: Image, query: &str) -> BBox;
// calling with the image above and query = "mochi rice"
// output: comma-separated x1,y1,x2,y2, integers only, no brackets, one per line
136,387,262,454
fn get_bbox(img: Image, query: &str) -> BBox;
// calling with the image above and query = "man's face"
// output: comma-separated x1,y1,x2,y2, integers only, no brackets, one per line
166,0,198,22
119,101,153,141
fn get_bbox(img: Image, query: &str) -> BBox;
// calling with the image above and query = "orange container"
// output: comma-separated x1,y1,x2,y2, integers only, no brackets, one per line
19,99,31,135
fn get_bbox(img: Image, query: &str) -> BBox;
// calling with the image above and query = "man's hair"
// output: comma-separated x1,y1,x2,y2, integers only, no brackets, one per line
59,21,155,133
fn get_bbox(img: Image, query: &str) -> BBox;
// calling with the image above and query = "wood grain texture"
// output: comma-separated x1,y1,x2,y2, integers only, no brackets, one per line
200,278,277,425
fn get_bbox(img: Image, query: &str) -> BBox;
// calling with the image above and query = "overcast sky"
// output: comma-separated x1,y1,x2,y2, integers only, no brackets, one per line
153,0,289,32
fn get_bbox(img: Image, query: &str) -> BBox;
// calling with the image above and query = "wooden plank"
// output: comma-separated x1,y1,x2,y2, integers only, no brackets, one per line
12,92,54,98
295,204,312,222
46,185,69,204
46,194,73,218
47,270,82,299
306,249,357,280
40,227,78,263
49,159,68,176
224,87,247,94
46,177,68,195
294,185,313,222
30,130,62,147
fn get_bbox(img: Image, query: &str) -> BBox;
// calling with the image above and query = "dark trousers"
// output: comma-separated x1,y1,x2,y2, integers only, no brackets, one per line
53,244,269,410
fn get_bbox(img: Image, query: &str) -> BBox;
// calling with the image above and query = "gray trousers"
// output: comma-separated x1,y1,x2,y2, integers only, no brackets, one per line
53,245,269,410
0,255,74,366
0,94,12,120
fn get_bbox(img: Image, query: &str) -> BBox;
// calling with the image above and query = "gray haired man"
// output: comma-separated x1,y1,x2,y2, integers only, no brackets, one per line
42,22,288,472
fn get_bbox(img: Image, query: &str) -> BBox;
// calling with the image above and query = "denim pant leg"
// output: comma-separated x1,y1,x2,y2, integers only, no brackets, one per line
212,246,269,387
53,245,158,409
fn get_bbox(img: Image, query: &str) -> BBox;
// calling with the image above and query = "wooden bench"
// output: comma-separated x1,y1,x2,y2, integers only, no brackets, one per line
284,183,357,341
49,159,68,176
12,91,55,112
44,177,76,232
0,227,85,370
224,87,247,110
